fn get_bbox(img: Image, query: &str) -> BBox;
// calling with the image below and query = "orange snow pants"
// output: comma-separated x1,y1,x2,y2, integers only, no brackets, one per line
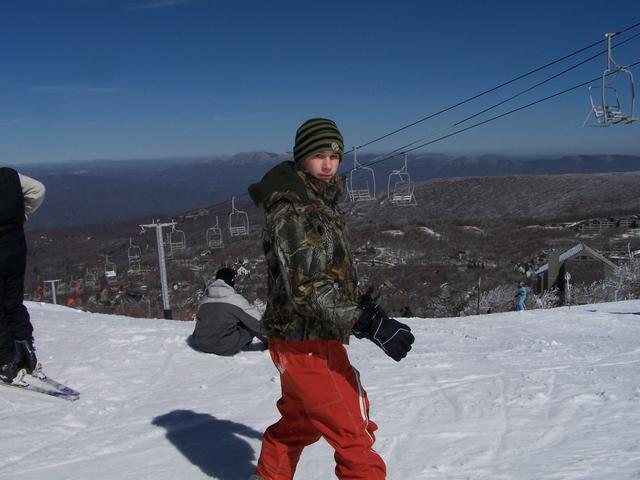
255,339,386,480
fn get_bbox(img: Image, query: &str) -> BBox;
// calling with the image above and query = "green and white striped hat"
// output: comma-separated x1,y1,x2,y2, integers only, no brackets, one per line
293,118,344,164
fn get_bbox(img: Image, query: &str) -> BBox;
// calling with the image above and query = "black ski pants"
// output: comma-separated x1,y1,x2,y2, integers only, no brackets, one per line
0,232,32,364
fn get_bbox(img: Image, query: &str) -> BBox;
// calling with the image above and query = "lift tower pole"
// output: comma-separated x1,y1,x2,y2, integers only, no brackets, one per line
44,279,62,305
139,219,176,319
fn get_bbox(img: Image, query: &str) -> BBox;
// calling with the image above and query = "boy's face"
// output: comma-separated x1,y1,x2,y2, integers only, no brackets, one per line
302,151,340,182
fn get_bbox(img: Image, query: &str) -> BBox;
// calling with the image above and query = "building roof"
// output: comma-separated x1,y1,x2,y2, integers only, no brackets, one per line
535,243,618,276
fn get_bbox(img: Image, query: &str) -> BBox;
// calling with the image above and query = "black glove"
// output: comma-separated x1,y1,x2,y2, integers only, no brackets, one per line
353,292,414,361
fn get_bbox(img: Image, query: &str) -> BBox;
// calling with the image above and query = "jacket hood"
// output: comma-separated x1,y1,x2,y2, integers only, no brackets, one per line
205,278,235,299
248,161,310,208
199,279,262,319
248,160,345,210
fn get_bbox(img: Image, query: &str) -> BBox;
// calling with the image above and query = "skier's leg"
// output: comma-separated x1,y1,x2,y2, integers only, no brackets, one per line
0,236,36,378
2,237,33,341
0,242,16,365
265,340,386,479
256,340,322,480
0,241,21,383
2,236,32,342
304,341,386,480
0,272,14,365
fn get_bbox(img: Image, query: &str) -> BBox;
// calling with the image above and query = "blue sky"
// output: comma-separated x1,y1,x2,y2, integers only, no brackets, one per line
1,0,639,163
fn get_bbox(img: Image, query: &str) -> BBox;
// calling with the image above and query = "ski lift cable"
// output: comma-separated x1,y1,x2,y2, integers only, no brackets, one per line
193,25,640,209
413,59,639,150
349,32,640,173
207,58,640,208
348,20,640,152
379,31,640,153
341,25,640,172
452,31,640,128
359,59,640,170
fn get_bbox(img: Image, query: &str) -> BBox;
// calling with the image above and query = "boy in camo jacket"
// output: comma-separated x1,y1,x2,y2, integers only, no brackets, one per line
248,118,414,480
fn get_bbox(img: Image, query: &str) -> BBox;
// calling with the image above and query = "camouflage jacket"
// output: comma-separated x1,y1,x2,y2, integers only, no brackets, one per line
248,161,360,342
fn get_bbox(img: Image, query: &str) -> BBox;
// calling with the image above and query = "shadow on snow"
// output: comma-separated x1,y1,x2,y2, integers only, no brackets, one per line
152,409,262,480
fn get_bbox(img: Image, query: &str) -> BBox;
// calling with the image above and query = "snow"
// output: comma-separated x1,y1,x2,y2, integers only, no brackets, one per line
3,300,640,479
381,229,405,237
615,230,640,240
462,225,485,236
418,226,441,239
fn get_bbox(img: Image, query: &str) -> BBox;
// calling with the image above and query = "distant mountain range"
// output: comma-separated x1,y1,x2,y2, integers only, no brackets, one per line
10,152,640,229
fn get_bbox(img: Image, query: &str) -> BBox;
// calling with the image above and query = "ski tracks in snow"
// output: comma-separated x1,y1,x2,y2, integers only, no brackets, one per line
4,302,640,479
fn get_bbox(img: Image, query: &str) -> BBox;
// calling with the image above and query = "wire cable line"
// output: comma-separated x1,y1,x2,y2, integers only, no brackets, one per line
209,57,640,209
359,59,640,170
363,31,640,166
452,31,640,128
349,20,640,152
201,24,640,210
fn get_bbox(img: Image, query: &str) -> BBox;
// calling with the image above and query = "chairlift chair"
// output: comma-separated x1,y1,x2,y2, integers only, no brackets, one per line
387,153,417,207
206,216,224,249
104,256,118,284
347,148,376,202
163,232,174,259
128,238,143,273
169,222,186,251
85,268,98,289
584,32,637,127
228,197,249,237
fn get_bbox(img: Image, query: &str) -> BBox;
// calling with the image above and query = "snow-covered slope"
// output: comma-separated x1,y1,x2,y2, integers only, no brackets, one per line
2,301,640,480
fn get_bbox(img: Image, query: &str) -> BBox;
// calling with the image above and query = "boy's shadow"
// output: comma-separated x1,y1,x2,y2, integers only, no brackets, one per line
152,409,262,480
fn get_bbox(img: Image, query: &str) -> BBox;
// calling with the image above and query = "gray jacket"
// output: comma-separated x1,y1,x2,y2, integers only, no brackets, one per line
193,279,265,356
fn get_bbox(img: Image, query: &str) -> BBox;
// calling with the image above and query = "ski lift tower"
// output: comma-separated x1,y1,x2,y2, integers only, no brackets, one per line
206,216,224,249
228,197,249,237
387,152,417,207
44,279,62,305
348,147,376,202
584,32,637,126
139,219,176,320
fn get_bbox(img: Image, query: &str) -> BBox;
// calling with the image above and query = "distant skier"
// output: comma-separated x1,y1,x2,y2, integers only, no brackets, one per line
192,267,267,356
515,281,527,311
248,118,414,480
401,305,414,317
0,168,45,384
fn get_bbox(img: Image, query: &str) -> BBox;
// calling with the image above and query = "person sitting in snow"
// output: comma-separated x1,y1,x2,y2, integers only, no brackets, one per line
0,167,45,384
192,267,267,356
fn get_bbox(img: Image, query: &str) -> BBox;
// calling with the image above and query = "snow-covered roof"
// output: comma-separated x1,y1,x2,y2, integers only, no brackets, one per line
535,243,617,276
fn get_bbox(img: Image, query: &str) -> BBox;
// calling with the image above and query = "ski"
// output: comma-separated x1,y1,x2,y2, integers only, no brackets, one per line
0,365,79,401
31,364,80,399
1,380,79,401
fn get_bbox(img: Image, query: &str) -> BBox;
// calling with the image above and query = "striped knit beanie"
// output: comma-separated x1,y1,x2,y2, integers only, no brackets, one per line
293,118,344,164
